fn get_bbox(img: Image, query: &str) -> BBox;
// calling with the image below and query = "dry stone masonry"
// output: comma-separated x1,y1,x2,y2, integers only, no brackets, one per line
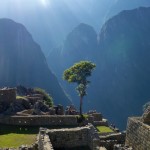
0,88,16,104
125,117,150,150
142,105,150,125
38,124,100,150
0,115,78,126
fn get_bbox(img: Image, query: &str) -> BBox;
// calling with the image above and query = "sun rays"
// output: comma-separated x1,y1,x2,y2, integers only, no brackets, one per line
39,0,50,7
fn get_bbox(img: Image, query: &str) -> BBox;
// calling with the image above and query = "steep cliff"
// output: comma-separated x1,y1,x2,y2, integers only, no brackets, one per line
48,23,98,77
48,7,150,129
0,18,70,106
93,6,150,128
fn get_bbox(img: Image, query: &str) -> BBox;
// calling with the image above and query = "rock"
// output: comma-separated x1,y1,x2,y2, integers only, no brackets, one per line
34,101,49,112
142,106,150,125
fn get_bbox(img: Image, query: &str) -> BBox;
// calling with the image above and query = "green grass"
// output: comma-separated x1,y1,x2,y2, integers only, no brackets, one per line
0,133,36,148
76,114,89,119
16,95,27,100
0,125,38,148
83,114,89,119
96,126,113,133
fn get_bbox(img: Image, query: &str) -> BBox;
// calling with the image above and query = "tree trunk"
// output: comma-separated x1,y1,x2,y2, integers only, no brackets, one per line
80,96,83,115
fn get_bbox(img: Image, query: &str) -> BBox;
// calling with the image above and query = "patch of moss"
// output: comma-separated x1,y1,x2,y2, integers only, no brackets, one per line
96,126,113,133
16,95,27,100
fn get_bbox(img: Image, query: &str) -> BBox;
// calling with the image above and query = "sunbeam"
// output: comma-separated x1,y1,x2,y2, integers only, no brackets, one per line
39,0,50,7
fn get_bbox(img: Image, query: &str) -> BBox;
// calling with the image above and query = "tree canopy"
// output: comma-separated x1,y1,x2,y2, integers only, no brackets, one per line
63,61,96,115
63,61,96,83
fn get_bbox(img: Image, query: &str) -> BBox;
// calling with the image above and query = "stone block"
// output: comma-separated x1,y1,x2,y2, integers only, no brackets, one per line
92,113,102,121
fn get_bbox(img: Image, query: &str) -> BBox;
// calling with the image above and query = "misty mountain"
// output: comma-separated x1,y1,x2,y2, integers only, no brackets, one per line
48,23,98,77
107,0,150,19
0,18,70,106
48,23,98,105
1,0,150,55
48,7,150,129
92,6,150,128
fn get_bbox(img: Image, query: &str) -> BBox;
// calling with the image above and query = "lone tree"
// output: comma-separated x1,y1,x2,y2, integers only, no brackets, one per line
63,61,96,115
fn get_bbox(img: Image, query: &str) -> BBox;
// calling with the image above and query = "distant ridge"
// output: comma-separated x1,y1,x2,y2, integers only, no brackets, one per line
47,7,150,129
0,18,70,106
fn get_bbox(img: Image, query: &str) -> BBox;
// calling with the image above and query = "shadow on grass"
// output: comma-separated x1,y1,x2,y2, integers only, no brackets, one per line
0,124,79,135
0,125,39,135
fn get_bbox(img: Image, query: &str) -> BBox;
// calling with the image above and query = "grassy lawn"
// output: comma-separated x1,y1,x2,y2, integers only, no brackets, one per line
0,133,36,148
0,125,38,148
96,126,113,133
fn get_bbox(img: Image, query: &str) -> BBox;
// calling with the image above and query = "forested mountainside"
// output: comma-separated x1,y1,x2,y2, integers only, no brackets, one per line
48,7,150,129
0,18,70,106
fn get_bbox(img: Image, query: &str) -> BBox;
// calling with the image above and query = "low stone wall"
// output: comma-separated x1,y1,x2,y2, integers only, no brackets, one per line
48,126,88,148
38,128,54,150
125,117,150,150
0,115,78,126
99,133,125,150
92,113,102,121
93,120,108,126
87,125,100,150
45,124,100,150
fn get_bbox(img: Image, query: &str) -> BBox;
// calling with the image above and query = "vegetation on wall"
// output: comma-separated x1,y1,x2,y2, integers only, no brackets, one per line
34,88,53,107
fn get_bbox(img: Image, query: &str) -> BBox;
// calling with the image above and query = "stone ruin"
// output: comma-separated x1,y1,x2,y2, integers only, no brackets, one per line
125,107,150,150
0,86,126,150
65,104,79,115
0,87,16,113
0,87,65,116
38,124,100,150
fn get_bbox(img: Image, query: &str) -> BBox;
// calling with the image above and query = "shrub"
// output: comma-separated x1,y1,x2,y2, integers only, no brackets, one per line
34,88,53,107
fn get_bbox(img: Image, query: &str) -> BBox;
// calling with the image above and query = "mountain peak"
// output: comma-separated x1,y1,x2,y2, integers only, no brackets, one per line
0,19,70,106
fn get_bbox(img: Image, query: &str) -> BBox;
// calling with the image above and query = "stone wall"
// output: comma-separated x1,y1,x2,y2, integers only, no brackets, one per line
0,115,78,126
114,144,132,150
0,88,16,104
92,113,102,121
125,117,150,150
48,126,88,148
45,124,100,150
38,128,54,150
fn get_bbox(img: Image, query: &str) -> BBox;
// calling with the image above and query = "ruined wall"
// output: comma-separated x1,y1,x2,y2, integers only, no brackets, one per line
46,124,100,150
0,115,78,126
48,126,88,148
0,88,16,104
125,117,150,150
38,128,54,150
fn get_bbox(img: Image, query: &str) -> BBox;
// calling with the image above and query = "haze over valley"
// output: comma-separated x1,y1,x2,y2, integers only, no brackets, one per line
1,0,150,129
